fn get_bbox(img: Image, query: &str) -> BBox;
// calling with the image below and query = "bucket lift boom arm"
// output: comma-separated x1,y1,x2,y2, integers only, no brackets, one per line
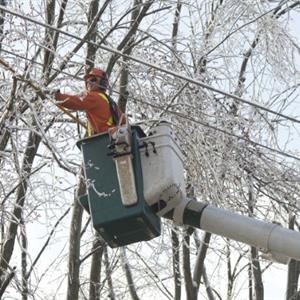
162,199,300,263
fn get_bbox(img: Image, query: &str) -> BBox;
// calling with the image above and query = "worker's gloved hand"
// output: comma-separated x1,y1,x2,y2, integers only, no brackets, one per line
51,89,60,96
54,89,61,98
48,89,61,99
41,88,60,97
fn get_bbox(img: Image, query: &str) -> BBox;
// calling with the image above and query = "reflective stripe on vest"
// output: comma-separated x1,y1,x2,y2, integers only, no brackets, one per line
98,92,113,126
87,92,114,136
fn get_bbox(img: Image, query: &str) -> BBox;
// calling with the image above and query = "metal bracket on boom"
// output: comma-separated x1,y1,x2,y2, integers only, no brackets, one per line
108,119,138,206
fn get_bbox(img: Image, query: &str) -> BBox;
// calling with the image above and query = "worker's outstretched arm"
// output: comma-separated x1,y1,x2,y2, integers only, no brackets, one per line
55,91,99,111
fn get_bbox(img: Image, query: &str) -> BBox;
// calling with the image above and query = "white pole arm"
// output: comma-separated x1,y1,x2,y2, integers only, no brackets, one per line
201,205,299,263
164,199,300,263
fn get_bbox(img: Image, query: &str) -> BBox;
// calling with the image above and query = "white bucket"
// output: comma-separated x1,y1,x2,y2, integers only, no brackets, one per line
140,123,186,213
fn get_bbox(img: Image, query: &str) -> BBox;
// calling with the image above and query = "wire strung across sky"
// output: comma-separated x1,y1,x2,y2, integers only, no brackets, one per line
133,98,300,162
2,45,300,162
0,5,300,162
1,4,300,125
0,48,82,80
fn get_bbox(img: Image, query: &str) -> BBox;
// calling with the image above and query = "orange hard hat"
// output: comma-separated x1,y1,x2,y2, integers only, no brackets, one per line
84,67,106,81
84,67,108,90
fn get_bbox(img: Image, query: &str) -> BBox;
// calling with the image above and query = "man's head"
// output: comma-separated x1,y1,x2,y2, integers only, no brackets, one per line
84,68,108,92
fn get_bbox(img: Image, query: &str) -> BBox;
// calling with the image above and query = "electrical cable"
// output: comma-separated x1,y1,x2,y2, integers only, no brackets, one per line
1,4,300,125
1,45,299,162
0,48,82,80
131,97,300,162
0,5,299,162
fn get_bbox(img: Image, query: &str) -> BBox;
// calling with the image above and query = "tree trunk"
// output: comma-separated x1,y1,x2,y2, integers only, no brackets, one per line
85,0,99,70
248,262,253,300
250,247,264,300
0,267,15,299
193,232,211,295
85,2,110,299
104,246,116,300
89,232,104,300
117,0,141,113
43,0,56,79
0,0,6,52
66,168,85,300
172,227,181,300
121,247,140,300
21,220,28,300
171,0,182,51
248,173,264,300
226,243,233,300
183,227,197,300
202,266,216,300
0,77,17,161
286,215,300,300
0,129,41,287
287,258,300,300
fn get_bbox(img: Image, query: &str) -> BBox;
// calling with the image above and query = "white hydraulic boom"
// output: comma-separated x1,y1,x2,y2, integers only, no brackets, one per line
164,199,300,264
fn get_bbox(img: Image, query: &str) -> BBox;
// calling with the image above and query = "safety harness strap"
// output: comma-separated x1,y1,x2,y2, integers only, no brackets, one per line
98,92,114,126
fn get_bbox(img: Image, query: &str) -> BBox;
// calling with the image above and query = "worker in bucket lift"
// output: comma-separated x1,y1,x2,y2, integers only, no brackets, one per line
55,67,122,135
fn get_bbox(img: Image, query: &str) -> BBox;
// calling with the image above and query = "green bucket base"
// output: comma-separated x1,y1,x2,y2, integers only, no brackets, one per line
77,126,161,248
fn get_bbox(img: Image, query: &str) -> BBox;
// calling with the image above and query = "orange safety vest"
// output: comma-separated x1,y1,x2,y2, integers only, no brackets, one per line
55,91,114,135
87,92,113,136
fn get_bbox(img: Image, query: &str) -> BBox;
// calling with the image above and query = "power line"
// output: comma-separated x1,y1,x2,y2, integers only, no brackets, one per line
0,5,300,162
1,5,300,125
1,46,299,163
0,48,82,80
1,35,300,163
132,97,300,162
